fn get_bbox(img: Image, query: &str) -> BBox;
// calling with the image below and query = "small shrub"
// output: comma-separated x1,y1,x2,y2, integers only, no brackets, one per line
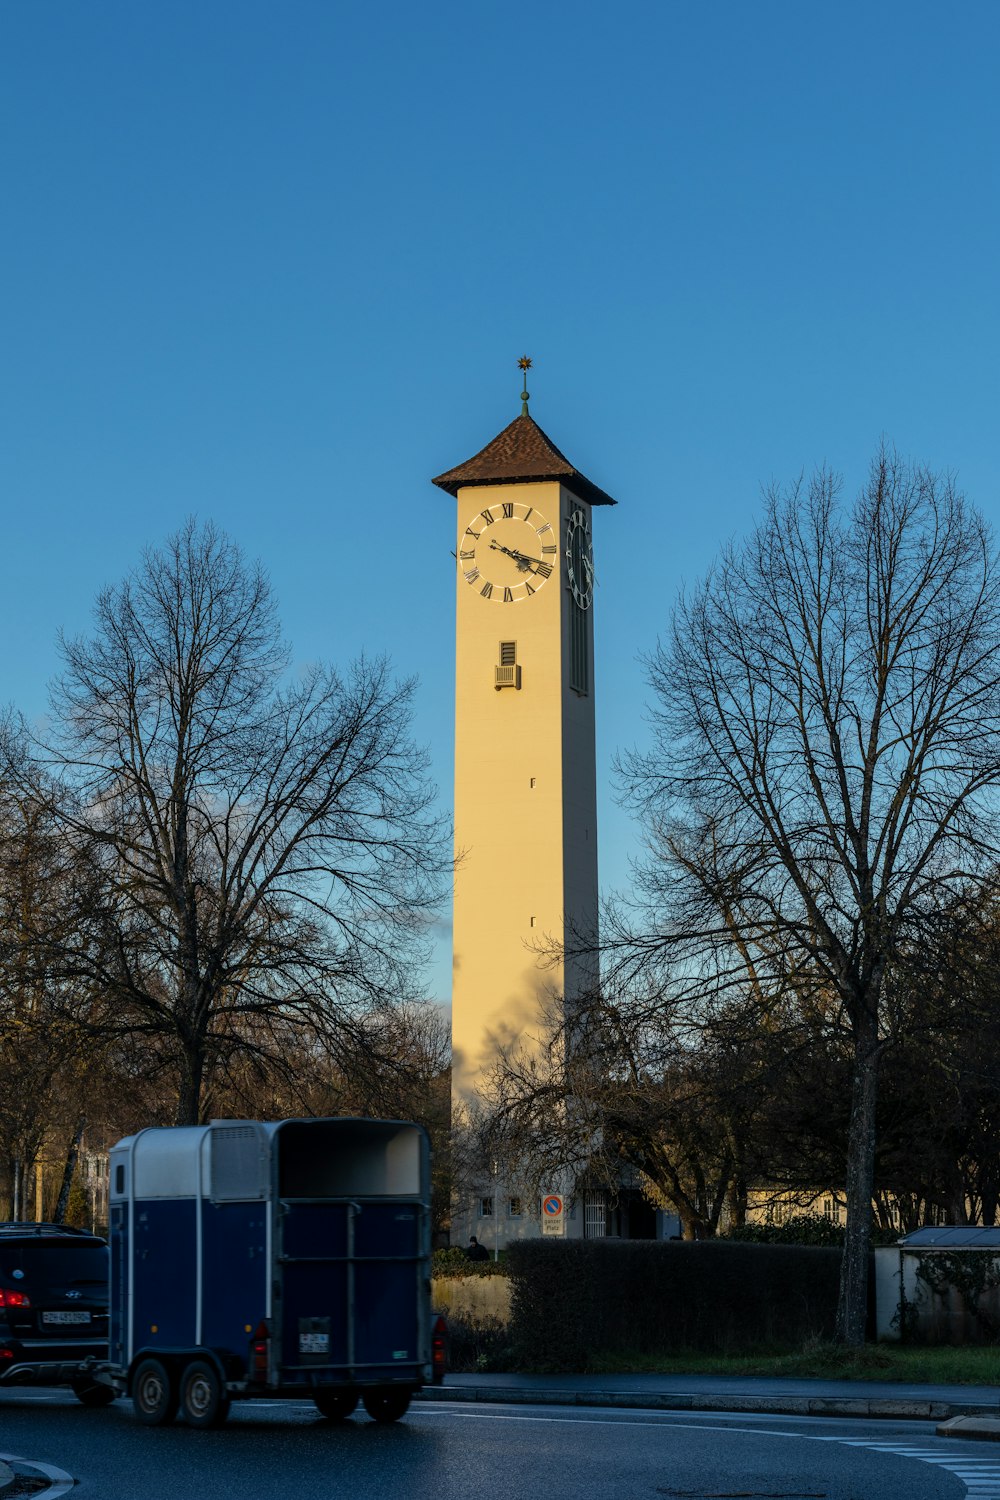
62,1177,90,1230
444,1314,514,1372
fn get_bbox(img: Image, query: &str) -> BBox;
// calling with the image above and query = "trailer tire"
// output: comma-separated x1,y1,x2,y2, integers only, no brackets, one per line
361,1386,411,1423
72,1378,116,1408
132,1358,177,1425
179,1359,230,1429
313,1388,359,1420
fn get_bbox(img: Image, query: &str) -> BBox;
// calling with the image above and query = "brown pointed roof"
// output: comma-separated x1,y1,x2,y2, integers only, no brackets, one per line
432,412,617,507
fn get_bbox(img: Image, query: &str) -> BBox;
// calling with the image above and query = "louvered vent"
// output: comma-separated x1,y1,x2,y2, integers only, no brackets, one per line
210,1123,267,1201
495,641,521,690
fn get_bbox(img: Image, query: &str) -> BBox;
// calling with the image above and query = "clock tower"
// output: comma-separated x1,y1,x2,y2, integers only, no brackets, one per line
433,370,617,1146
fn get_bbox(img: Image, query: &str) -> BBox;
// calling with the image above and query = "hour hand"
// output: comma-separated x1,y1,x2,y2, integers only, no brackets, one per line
488,538,517,560
488,538,544,572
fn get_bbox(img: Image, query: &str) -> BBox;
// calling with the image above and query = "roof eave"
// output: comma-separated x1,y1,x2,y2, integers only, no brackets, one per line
432,471,617,507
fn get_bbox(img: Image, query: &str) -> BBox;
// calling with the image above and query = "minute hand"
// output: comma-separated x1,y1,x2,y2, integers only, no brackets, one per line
489,539,547,572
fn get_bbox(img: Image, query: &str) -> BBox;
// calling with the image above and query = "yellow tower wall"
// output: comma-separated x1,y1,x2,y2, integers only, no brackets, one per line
451,480,599,1107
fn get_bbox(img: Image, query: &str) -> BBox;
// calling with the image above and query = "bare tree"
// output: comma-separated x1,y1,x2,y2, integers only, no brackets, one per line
3,520,448,1126
0,770,101,1218
616,448,1000,1342
485,979,777,1240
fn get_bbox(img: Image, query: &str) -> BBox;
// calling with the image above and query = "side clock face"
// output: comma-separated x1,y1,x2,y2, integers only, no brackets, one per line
459,499,557,603
565,508,594,609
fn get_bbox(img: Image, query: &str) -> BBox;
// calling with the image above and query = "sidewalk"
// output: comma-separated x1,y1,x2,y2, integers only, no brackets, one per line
418,1370,1000,1423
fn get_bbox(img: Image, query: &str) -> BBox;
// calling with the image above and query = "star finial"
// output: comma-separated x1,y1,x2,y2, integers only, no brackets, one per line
518,355,532,415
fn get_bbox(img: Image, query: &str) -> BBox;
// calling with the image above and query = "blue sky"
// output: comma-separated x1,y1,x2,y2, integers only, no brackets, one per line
3,2,998,1005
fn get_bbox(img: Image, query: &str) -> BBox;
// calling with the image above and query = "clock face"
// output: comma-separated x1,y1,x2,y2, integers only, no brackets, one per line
459,499,557,603
565,507,594,609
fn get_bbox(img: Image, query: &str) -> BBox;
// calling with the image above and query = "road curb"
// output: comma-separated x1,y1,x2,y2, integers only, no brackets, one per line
937,1416,1000,1442
417,1385,998,1423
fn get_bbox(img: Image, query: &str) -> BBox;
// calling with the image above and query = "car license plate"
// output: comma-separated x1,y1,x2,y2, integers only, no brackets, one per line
42,1311,92,1326
299,1332,329,1355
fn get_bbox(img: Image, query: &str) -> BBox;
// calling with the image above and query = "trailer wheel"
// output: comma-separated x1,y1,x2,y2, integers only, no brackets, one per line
361,1386,411,1423
132,1358,177,1425
313,1388,359,1420
72,1378,116,1408
179,1359,230,1429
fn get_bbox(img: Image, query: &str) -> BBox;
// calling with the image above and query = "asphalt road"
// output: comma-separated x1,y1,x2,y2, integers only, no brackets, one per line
2,1389,994,1500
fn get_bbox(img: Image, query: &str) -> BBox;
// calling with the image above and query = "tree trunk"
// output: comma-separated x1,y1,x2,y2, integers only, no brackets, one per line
835,1013,879,1345
53,1116,86,1224
727,1174,748,1229
176,1045,204,1127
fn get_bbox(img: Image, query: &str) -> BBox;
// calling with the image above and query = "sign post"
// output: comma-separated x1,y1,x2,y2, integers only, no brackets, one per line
541,1194,565,1237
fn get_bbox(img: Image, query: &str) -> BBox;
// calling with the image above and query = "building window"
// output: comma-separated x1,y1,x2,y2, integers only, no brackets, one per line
508,1197,523,1217
584,1191,607,1238
478,1196,494,1218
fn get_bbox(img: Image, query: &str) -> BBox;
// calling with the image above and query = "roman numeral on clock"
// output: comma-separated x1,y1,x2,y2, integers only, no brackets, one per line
480,581,493,599
503,587,514,602
502,503,514,519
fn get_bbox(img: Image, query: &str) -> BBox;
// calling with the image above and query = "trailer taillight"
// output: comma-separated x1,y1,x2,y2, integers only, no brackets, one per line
431,1313,447,1382
251,1321,269,1380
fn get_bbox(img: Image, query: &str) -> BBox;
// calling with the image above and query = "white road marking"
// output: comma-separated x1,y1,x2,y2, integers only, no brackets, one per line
7,1392,1000,1496
0,1452,74,1498
412,1403,1000,1498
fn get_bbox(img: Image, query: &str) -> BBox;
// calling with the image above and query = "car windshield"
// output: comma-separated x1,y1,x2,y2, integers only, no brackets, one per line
0,1245,108,1290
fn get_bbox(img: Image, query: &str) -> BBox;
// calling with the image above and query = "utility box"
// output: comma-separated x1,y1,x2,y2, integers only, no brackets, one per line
104,1118,431,1427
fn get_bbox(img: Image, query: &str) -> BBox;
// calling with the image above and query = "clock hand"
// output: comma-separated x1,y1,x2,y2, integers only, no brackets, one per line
488,539,523,561
488,539,545,572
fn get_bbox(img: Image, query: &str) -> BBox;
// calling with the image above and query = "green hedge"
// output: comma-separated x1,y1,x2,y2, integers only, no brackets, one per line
432,1246,508,1278
722,1213,899,1248
504,1239,841,1370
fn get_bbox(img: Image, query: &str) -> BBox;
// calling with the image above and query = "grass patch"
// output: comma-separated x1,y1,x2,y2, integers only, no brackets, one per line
590,1342,1000,1384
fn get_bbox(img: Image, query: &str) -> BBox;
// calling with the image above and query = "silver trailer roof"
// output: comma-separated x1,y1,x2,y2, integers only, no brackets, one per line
110,1118,428,1203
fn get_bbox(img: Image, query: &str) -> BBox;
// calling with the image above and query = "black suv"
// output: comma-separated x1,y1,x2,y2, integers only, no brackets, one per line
0,1223,112,1405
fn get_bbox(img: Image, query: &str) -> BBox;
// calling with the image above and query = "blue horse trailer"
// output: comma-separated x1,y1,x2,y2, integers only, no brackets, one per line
103,1118,431,1427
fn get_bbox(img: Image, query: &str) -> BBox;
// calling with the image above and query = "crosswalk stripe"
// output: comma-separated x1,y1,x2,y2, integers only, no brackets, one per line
846,1433,1000,1498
